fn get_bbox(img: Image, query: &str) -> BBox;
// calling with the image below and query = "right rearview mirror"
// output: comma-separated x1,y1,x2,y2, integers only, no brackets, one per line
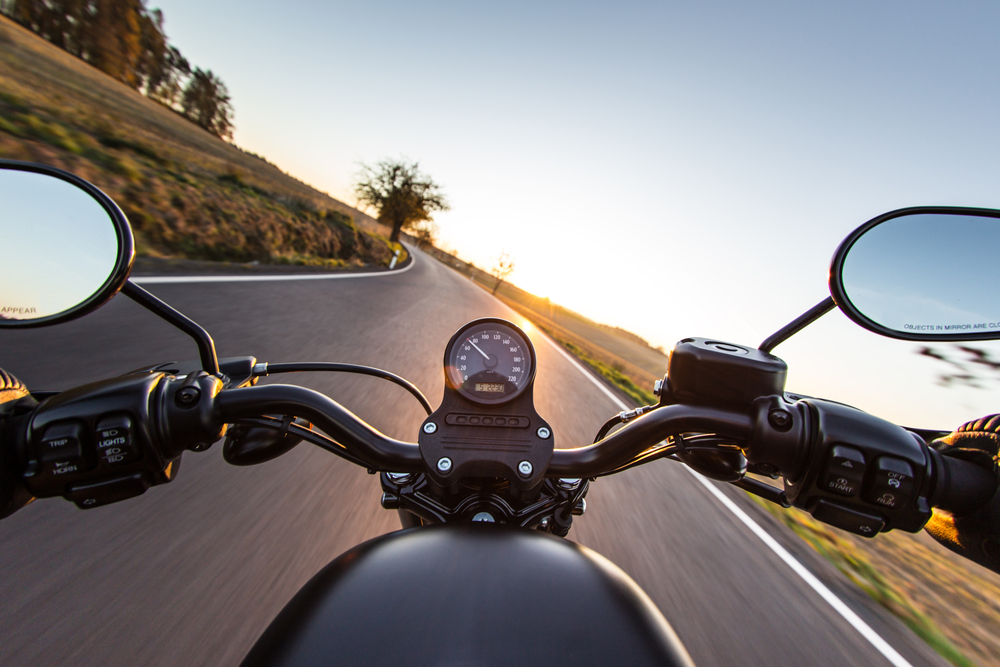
830,206,1000,342
0,161,134,328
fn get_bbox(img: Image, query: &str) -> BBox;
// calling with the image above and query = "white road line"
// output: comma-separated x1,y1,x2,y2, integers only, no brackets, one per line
132,246,416,284
482,288,912,667
688,472,912,667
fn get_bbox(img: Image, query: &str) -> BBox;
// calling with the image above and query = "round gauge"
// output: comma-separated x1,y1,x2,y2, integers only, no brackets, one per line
444,318,536,405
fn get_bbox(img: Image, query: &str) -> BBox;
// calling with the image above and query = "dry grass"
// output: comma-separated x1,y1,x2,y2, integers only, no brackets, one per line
755,491,1000,666
0,15,399,267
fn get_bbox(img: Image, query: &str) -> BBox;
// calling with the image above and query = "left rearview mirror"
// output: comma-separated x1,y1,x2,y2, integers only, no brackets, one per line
830,206,1000,342
0,161,134,328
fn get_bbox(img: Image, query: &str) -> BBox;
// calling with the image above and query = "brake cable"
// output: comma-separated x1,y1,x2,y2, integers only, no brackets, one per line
592,404,658,443
253,362,433,415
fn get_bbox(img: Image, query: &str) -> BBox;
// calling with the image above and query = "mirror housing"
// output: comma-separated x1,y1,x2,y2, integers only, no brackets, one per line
0,160,134,328
829,206,1000,342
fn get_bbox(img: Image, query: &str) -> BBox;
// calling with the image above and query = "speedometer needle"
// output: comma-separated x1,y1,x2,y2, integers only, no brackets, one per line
467,338,490,360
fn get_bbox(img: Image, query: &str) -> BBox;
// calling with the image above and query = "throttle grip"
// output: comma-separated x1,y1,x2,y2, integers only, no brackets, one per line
929,448,999,516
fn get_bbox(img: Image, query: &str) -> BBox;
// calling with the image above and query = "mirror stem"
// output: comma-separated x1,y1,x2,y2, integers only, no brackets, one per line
759,297,836,354
121,281,221,375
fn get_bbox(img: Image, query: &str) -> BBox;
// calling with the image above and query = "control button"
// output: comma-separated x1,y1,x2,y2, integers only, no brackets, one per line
812,499,885,537
37,422,90,476
863,457,915,510
95,415,139,465
67,474,150,509
822,445,866,496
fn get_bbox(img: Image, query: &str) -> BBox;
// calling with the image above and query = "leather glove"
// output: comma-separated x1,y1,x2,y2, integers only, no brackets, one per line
0,368,36,518
924,415,1000,573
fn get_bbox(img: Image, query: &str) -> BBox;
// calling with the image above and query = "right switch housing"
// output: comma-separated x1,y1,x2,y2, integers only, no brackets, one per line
784,399,933,537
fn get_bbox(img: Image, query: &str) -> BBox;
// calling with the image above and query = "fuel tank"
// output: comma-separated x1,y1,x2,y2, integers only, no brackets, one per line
242,523,694,666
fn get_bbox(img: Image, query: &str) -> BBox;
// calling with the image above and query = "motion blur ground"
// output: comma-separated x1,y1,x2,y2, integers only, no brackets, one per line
0,249,951,666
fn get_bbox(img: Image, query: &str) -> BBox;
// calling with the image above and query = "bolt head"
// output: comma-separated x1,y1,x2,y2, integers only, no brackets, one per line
175,387,201,407
436,457,452,473
518,460,533,476
423,422,438,434
756,463,779,479
768,410,793,432
537,427,551,439
387,472,413,484
556,477,581,490
653,379,664,396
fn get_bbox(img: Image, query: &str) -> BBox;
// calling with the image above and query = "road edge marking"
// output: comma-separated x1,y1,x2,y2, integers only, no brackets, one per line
480,287,912,667
132,244,416,285
687,472,912,667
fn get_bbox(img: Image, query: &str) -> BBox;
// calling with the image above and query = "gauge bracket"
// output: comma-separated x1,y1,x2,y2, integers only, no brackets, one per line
419,384,553,490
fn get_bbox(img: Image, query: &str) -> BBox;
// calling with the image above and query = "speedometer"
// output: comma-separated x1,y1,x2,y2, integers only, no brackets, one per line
444,318,536,405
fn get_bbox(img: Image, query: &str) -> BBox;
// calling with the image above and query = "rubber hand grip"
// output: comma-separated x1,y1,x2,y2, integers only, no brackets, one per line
930,448,999,516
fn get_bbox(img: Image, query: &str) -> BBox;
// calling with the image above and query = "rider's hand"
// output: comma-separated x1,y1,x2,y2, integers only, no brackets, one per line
924,415,1000,573
0,369,36,518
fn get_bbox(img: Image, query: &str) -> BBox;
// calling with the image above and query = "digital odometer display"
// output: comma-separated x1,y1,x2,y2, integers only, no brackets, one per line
445,319,535,405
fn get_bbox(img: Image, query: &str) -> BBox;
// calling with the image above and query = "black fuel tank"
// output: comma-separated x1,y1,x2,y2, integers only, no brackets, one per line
242,523,693,667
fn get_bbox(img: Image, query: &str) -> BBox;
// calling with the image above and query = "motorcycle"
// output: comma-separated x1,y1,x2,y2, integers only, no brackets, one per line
1,158,998,666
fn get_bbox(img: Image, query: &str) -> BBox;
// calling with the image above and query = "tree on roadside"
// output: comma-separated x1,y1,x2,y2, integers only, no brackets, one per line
490,250,515,295
8,0,159,89
354,159,449,244
181,68,233,140
2,0,232,139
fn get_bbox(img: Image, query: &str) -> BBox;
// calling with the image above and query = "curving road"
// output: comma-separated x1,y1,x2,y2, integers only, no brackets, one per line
0,247,947,666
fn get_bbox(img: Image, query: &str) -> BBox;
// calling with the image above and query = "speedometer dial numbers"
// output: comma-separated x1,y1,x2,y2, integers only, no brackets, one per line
445,320,535,405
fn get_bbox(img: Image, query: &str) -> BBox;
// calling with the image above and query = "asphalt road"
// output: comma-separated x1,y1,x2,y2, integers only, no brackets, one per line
0,247,949,666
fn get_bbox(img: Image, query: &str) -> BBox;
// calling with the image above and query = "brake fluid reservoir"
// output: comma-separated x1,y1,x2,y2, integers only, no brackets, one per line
661,338,787,408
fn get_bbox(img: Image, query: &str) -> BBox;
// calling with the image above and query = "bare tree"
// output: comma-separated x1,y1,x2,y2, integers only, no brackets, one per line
491,250,515,295
354,159,449,244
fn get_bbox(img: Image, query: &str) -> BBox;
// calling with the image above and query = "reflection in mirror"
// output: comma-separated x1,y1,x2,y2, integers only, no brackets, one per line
838,211,1000,338
0,168,124,324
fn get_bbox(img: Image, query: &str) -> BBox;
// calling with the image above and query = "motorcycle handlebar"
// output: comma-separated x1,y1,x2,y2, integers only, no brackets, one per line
215,386,999,526
215,385,425,471
11,373,998,529
217,385,755,478
548,404,755,477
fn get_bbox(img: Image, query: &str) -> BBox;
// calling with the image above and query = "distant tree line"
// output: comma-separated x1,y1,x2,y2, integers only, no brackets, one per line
0,0,233,139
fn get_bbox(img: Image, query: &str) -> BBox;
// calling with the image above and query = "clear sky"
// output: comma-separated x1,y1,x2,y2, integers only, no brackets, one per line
146,0,1000,428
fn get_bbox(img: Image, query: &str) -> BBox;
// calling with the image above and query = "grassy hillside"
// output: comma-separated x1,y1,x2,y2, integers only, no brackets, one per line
0,14,398,269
